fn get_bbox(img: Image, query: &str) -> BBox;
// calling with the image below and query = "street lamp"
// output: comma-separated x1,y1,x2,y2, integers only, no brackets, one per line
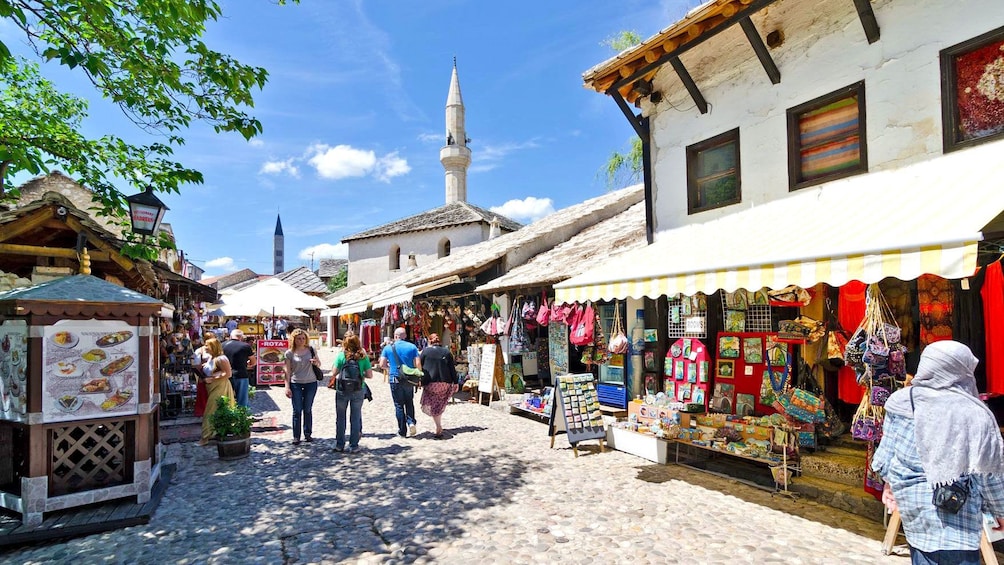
125,186,169,237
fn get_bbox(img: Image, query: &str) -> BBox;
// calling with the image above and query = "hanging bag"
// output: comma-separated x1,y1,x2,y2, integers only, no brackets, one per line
850,393,883,442
608,302,629,354
535,292,551,326
569,302,596,346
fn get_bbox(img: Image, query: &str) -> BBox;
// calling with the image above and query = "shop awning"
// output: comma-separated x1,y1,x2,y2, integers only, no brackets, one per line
326,275,463,316
555,140,1004,303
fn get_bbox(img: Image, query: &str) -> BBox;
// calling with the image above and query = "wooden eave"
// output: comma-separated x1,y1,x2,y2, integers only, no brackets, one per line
584,0,880,106
0,300,160,318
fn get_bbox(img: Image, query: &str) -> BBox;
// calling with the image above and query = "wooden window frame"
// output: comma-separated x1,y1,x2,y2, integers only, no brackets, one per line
686,128,742,214
941,26,1004,152
787,81,868,191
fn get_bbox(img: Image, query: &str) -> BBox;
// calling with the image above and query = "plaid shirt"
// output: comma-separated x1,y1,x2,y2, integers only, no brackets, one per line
872,413,1004,552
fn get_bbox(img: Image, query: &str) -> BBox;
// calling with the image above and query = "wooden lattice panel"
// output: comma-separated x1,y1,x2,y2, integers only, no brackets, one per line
50,421,129,496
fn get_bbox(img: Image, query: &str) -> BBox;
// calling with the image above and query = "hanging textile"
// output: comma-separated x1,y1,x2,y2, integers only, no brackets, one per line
953,267,987,391
917,274,954,346
837,281,867,404
982,262,1004,395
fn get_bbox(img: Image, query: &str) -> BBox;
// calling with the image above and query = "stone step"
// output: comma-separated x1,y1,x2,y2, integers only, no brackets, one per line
800,451,866,488
825,435,870,452
789,474,886,523
814,444,868,458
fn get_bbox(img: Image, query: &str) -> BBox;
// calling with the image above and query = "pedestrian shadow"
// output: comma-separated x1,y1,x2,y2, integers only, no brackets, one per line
363,432,399,440
441,425,486,437
250,392,281,414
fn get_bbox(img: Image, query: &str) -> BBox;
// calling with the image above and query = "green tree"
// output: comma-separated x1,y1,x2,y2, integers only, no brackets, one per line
0,1,293,258
601,31,644,188
326,267,348,294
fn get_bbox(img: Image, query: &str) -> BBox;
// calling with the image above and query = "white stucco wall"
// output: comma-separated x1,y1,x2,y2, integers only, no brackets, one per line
643,0,1003,235
347,224,488,285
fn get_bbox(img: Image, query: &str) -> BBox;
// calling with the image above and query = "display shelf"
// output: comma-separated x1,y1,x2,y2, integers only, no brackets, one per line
508,402,550,422
672,439,800,492
607,426,670,464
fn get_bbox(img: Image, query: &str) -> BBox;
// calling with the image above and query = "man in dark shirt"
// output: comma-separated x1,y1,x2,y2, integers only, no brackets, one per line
223,329,255,410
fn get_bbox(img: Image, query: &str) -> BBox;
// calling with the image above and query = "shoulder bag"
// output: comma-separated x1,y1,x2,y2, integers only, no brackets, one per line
390,343,423,387
308,346,324,381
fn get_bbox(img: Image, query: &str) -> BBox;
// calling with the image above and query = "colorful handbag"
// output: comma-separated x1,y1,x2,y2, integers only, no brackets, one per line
778,388,826,423
535,292,551,326
851,395,883,442
888,347,906,376
870,384,891,407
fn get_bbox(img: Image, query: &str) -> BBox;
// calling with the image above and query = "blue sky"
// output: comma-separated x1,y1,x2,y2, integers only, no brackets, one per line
6,0,700,277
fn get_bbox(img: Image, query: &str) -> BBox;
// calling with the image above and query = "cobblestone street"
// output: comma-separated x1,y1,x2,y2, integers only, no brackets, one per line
4,349,907,564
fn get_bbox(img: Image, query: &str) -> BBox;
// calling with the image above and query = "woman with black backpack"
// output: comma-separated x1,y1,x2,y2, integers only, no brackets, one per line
331,333,373,453
419,333,459,439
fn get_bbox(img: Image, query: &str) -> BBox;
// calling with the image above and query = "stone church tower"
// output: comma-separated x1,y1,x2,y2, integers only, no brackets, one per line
440,58,471,204
273,214,284,275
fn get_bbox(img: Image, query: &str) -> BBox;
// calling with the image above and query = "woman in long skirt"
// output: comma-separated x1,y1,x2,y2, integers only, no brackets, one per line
419,333,459,439
199,337,235,446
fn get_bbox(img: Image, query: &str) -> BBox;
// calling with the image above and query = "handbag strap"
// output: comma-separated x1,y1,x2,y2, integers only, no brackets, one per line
309,345,317,359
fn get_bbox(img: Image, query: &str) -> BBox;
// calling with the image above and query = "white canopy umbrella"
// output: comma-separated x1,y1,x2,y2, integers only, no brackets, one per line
208,302,308,318
225,278,328,312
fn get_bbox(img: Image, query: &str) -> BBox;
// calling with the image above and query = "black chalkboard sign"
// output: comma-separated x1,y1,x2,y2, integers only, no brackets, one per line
547,373,606,457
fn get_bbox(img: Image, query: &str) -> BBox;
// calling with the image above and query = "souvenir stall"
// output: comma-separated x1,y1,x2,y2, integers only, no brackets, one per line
0,270,163,527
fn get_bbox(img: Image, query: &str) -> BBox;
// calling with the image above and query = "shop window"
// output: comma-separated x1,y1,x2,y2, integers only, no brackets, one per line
787,82,867,190
438,238,451,258
941,26,1004,152
389,245,400,271
687,128,741,214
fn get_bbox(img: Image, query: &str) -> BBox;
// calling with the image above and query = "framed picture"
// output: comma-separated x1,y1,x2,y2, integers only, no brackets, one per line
643,329,658,343
692,386,706,405
698,361,709,383
677,383,691,401
718,335,740,358
664,356,673,376
674,359,686,381
711,383,735,413
683,338,692,359
663,378,675,396
725,309,746,332
766,336,788,367
644,350,657,371
717,359,735,379
687,362,697,383
743,337,764,364
736,393,755,416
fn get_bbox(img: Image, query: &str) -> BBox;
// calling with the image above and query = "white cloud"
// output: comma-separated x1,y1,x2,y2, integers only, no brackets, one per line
307,143,377,180
248,138,264,147
298,243,348,261
471,139,541,174
490,197,555,224
375,152,411,181
205,257,237,272
259,158,299,177
417,132,441,144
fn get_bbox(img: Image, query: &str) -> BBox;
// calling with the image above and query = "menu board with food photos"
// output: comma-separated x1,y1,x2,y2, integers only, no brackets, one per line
0,320,29,423
43,319,139,423
664,337,711,410
256,339,288,386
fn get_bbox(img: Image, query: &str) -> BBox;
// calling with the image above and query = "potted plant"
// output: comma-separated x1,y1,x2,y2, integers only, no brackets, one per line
209,396,253,460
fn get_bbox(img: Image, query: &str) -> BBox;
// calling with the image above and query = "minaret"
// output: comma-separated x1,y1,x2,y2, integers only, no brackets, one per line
440,58,471,204
273,214,284,275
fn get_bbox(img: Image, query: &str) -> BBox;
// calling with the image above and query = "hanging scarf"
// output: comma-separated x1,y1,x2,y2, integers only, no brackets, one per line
884,340,1004,487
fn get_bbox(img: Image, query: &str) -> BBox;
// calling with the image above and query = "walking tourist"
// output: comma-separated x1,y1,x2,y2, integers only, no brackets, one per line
223,329,255,410
380,327,420,437
419,333,458,439
872,340,1004,564
199,337,235,447
284,328,321,445
192,332,216,417
225,318,238,334
331,334,372,453
276,318,288,339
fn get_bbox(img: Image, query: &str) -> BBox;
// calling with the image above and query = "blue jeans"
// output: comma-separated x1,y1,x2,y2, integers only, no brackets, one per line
390,382,416,436
911,548,980,565
231,377,250,410
290,381,318,440
335,388,365,449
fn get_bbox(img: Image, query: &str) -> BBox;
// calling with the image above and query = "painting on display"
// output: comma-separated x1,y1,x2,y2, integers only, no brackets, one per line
950,32,1004,143
548,322,569,377
43,319,140,423
0,320,28,423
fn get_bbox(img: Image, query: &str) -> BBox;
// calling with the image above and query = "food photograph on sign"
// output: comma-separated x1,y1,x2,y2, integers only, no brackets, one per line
42,320,140,423
256,339,289,385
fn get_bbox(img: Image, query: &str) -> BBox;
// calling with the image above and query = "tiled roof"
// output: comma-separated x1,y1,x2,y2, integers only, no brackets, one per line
317,258,348,278
341,201,521,243
275,266,328,294
203,268,259,291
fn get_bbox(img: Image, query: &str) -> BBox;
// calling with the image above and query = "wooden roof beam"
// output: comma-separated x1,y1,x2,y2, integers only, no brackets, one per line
0,243,111,262
0,208,54,243
669,57,708,114
63,216,135,272
739,16,780,84
852,0,880,44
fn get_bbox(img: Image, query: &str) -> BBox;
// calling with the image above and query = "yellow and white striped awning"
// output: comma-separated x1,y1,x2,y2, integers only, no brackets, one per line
555,140,1004,303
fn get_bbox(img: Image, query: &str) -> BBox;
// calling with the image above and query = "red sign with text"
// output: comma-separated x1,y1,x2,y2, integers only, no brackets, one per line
256,339,288,386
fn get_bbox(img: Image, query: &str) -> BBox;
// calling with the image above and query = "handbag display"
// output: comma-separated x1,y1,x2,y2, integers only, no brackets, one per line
535,291,551,326
850,393,883,442
608,301,629,354
569,302,596,346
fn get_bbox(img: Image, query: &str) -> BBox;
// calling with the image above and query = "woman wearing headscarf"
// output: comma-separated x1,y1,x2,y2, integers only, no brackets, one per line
872,340,1004,564
419,333,458,439
198,337,235,446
